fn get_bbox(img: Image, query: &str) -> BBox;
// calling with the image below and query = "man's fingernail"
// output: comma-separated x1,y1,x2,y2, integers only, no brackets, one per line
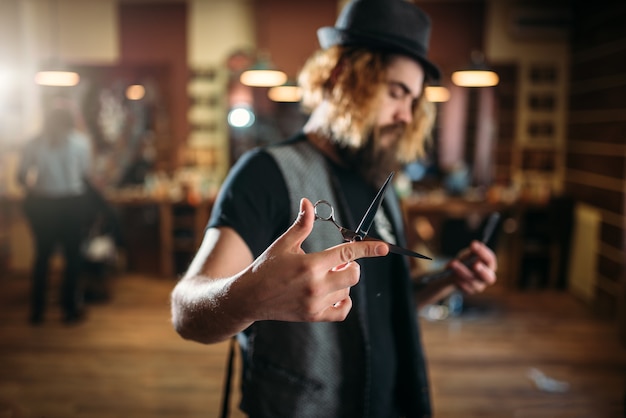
375,244,387,256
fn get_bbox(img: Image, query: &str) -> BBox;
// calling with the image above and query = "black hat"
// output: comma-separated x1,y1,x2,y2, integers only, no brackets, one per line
317,0,441,81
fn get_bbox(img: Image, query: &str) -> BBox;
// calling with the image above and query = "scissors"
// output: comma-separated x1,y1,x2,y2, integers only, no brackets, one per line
313,172,431,260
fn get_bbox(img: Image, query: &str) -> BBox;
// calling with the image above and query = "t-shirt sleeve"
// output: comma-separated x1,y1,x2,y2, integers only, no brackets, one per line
208,148,291,258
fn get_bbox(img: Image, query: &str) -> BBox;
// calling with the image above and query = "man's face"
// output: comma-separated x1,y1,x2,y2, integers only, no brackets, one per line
375,55,425,148
335,54,426,187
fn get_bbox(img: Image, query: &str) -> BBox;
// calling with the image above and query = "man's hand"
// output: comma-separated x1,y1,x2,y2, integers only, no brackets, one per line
172,198,390,344
447,241,497,294
230,198,389,324
414,240,497,309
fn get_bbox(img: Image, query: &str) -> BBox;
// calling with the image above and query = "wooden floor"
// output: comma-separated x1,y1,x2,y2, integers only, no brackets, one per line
0,272,624,418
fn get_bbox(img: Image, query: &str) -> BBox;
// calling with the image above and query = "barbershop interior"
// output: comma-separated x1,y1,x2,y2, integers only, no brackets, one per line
0,0,625,417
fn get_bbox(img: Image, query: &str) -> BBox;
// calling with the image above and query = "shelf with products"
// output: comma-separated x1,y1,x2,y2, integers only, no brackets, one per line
510,60,567,205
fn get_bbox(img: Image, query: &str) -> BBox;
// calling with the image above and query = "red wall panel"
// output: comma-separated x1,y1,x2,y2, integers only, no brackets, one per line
119,3,190,155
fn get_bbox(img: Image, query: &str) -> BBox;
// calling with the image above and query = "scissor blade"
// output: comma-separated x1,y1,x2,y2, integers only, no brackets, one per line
362,237,432,260
387,243,432,260
355,172,395,239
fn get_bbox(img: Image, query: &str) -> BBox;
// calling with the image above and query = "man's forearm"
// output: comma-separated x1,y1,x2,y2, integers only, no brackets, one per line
170,275,253,345
413,273,456,309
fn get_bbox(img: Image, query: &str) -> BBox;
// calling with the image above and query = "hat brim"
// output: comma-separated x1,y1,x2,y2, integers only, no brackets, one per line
318,27,441,82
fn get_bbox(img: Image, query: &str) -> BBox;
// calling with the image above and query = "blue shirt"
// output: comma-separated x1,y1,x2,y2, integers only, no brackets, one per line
18,130,91,197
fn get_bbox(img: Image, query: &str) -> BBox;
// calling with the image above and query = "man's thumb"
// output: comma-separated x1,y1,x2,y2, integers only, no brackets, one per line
281,198,315,249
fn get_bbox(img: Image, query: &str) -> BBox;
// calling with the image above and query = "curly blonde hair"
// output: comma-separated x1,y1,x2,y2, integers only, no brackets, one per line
298,46,436,163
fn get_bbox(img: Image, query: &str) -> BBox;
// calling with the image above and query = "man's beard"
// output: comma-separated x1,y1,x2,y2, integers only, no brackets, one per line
335,123,405,188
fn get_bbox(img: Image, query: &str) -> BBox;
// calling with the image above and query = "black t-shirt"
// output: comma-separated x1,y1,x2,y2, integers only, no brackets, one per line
209,136,405,417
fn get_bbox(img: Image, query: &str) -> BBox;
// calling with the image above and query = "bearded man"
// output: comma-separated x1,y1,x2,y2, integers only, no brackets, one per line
171,0,497,416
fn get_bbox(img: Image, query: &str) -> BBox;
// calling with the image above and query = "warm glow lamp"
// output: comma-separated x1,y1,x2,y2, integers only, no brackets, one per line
240,52,287,88
424,85,450,103
451,51,499,88
34,0,80,87
268,81,302,102
34,68,80,87
126,84,146,101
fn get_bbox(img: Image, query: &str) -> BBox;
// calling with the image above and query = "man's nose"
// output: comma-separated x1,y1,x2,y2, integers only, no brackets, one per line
395,102,413,124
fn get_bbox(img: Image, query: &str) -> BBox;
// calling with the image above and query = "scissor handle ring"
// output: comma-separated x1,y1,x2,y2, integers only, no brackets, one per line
313,200,334,221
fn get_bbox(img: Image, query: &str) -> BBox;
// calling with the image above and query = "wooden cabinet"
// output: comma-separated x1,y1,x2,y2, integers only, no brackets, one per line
109,197,213,278
159,200,212,277
0,197,35,275
508,198,574,290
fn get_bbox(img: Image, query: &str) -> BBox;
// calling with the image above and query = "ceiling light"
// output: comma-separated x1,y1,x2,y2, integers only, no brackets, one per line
35,0,79,87
241,69,287,88
451,51,499,88
424,85,450,103
268,82,302,102
126,84,146,100
240,52,287,88
451,70,499,88
34,69,80,87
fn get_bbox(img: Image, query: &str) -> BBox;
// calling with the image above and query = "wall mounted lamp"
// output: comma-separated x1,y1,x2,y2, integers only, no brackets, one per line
451,51,499,88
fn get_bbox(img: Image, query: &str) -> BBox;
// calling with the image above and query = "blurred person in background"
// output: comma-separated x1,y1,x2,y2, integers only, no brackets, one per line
17,99,92,325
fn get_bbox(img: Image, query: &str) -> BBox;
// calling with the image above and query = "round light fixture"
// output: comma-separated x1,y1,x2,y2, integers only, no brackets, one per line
126,84,146,101
227,106,255,128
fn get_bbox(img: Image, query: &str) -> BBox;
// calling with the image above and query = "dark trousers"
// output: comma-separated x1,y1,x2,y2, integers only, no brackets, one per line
24,194,86,319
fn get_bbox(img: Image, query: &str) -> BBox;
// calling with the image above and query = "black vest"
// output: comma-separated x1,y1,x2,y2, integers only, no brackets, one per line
238,139,432,418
